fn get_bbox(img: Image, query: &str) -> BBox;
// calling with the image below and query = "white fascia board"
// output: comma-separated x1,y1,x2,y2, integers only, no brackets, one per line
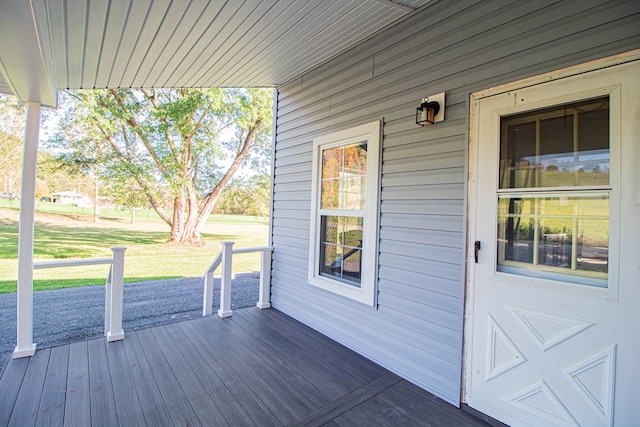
0,0,57,107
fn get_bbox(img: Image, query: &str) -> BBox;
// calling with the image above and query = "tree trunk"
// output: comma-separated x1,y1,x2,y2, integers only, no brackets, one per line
170,196,185,242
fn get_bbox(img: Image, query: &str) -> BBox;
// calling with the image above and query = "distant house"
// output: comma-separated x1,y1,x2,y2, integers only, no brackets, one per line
50,191,92,208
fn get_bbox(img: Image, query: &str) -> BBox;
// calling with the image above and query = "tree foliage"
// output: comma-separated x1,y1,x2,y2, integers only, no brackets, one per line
0,95,26,195
213,174,271,217
35,151,95,198
51,88,273,243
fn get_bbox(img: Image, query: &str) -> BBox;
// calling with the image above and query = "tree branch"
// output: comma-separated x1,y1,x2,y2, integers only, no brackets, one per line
107,89,172,179
94,120,173,226
196,119,261,229
141,88,181,162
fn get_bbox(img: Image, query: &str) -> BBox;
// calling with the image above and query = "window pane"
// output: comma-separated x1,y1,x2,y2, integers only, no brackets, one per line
539,114,575,187
537,217,573,268
501,121,537,188
321,143,367,210
497,195,608,287
319,215,363,286
576,106,610,186
500,98,609,189
497,197,535,264
576,218,608,273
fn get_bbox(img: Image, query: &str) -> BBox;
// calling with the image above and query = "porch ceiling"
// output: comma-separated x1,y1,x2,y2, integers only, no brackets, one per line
0,0,430,107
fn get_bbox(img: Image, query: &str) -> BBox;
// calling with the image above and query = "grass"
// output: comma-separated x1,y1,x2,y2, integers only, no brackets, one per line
0,200,269,293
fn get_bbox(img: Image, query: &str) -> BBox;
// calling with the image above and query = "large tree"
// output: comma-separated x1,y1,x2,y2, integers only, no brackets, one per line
53,88,272,243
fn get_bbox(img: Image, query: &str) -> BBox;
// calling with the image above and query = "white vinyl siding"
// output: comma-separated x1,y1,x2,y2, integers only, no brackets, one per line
270,0,640,406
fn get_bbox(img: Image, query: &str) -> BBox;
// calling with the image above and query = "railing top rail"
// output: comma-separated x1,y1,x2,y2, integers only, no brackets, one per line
33,258,113,269
231,246,273,255
203,253,222,276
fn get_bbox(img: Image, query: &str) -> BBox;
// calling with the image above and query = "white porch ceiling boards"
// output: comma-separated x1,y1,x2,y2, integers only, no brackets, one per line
0,0,430,107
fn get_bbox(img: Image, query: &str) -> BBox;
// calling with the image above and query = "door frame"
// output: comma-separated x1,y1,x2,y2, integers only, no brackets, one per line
462,49,640,406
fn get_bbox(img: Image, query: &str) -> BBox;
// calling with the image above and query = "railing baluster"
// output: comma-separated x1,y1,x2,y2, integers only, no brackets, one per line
104,266,112,337
218,241,234,318
202,271,215,316
202,252,222,316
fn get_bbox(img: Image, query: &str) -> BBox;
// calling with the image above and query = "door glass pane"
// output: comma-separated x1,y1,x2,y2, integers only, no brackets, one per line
319,215,363,286
499,98,609,189
497,194,608,287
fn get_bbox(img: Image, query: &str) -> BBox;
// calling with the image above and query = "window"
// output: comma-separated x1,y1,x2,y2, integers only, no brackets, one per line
309,121,381,305
497,98,610,287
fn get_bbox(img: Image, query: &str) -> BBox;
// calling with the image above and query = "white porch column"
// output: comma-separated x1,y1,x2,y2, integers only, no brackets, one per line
218,241,234,318
256,249,272,309
13,102,41,358
106,247,126,342
202,269,215,316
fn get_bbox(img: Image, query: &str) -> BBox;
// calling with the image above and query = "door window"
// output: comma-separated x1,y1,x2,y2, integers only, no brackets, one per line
497,97,610,287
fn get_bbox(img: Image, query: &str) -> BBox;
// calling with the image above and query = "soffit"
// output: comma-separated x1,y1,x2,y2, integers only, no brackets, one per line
0,0,430,106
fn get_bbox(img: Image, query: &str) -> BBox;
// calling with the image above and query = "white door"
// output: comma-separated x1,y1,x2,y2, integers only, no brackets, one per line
466,58,640,426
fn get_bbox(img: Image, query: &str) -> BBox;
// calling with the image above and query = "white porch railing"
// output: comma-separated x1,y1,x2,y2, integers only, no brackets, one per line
32,246,127,342
202,241,273,318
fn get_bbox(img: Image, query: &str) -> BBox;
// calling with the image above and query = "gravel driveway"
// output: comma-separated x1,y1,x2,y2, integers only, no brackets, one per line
0,272,259,372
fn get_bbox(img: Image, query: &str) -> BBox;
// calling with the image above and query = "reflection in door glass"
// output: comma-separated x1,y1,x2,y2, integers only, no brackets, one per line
497,97,610,288
497,195,608,287
500,98,609,189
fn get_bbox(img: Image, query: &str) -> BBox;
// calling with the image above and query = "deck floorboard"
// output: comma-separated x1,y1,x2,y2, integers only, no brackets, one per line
86,338,117,427
9,347,50,427
237,308,367,395
191,316,314,424
36,345,68,427
0,356,28,426
148,325,231,426
0,308,492,426
106,340,145,425
176,318,284,425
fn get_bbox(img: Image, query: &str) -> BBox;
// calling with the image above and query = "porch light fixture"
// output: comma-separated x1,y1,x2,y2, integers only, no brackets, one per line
416,92,445,126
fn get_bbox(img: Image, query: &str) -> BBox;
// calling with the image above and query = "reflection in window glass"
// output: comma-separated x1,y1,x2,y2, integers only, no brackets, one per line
321,143,367,210
500,98,609,189
497,195,608,287
319,216,363,286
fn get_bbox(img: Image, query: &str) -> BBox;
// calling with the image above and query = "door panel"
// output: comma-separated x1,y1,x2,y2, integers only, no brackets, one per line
467,60,639,426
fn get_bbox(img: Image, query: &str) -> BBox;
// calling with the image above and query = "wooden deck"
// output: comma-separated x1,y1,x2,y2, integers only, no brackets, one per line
0,308,490,426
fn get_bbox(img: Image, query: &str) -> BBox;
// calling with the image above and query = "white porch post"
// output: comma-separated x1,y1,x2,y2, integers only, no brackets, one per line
256,249,272,309
14,102,41,358
106,246,126,342
202,269,215,316
218,241,234,318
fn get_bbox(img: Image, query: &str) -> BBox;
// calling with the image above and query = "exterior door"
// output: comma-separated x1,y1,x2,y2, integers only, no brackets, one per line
466,58,639,426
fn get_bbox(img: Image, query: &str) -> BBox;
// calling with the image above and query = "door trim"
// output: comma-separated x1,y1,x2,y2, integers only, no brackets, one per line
462,49,640,406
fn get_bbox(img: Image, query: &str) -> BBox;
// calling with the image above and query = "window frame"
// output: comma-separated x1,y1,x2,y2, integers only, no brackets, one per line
308,120,381,306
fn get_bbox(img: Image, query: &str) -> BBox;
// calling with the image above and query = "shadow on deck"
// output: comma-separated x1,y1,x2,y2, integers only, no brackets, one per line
0,308,490,426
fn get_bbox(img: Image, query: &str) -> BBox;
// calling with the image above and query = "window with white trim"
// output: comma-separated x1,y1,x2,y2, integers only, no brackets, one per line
308,121,381,306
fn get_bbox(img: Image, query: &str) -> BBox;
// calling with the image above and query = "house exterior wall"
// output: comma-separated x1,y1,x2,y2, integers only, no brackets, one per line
270,0,640,406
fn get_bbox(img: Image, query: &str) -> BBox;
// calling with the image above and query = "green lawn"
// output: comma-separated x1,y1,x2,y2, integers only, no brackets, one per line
0,200,269,293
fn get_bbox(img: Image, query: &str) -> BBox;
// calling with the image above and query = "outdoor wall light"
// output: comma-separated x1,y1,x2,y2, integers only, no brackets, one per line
416,92,445,126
